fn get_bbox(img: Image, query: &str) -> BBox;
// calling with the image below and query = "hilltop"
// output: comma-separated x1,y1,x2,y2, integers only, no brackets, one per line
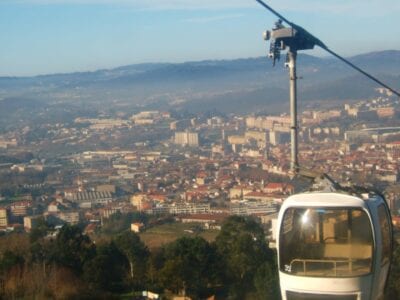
0,50,399,115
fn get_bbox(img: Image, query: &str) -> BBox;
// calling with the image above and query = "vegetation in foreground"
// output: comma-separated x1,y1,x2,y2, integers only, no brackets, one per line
0,216,279,299
1,216,400,300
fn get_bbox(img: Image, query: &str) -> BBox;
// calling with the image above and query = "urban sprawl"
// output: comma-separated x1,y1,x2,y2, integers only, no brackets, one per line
1,89,400,244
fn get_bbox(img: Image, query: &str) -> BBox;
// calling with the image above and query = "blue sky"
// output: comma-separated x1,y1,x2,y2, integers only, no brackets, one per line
1,0,400,76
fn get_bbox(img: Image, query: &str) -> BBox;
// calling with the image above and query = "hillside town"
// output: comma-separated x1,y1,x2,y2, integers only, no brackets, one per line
0,89,400,243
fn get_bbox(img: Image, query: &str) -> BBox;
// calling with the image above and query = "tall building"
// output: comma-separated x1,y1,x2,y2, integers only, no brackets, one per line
0,208,8,227
227,135,246,145
24,215,41,231
377,107,395,118
246,116,291,131
174,131,199,147
269,130,290,146
10,201,32,218
387,142,400,162
187,132,199,146
245,130,268,148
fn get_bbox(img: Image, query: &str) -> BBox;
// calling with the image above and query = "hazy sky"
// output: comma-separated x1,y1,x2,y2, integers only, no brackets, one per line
1,0,400,76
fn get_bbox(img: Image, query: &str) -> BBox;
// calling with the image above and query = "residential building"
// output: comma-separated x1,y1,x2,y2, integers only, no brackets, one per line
149,203,211,215
387,142,400,161
245,130,268,148
174,131,199,147
230,201,278,215
269,130,290,145
131,222,145,233
10,201,32,217
66,191,113,208
24,215,41,231
0,208,8,227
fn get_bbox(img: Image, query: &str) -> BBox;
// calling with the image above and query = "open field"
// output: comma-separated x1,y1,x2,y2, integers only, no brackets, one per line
139,222,220,249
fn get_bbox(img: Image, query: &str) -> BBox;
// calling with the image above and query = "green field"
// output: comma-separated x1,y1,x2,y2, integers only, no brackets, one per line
139,222,219,249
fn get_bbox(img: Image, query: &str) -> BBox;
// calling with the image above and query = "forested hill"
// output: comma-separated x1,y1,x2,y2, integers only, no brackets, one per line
0,50,399,114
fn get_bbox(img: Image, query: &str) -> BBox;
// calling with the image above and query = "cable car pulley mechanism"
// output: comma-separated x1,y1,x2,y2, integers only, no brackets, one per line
256,0,400,177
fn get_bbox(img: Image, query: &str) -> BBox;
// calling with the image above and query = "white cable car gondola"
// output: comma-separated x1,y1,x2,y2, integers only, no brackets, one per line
254,1,398,299
276,175,393,300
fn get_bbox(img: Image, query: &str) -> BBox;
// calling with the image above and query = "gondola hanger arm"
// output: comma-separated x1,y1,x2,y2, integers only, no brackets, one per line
255,0,400,97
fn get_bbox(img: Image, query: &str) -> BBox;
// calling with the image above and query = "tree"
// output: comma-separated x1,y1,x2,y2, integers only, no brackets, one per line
254,262,280,300
147,247,166,292
49,266,85,299
50,225,95,274
0,250,24,273
158,236,220,299
215,216,275,299
83,241,127,293
29,240,51,277
0,251,26,299
29,217,51,243
385,241,400,299
115,231,149,289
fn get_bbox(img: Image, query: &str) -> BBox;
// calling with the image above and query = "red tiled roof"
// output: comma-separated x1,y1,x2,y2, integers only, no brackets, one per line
265,183,284,189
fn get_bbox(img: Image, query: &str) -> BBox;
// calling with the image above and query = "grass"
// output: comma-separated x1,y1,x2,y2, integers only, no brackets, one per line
139,222,220,249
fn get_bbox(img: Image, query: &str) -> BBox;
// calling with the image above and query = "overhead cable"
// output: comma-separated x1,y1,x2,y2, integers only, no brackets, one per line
255,0,400,97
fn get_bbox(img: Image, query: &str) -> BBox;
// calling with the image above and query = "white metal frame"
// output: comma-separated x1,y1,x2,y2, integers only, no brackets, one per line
277,192,390,300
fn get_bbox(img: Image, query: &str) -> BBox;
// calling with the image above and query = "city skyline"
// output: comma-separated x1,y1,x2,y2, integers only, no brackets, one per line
1,0,400,76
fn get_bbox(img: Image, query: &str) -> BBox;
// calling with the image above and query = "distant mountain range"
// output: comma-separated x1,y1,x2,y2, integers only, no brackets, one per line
0,50,399,115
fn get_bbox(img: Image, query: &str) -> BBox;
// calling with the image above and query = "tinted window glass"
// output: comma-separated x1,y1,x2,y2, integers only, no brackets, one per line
378,204,391,265
280,207,373,277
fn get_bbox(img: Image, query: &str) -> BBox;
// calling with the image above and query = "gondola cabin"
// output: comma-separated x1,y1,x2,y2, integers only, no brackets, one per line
277,192,392,300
